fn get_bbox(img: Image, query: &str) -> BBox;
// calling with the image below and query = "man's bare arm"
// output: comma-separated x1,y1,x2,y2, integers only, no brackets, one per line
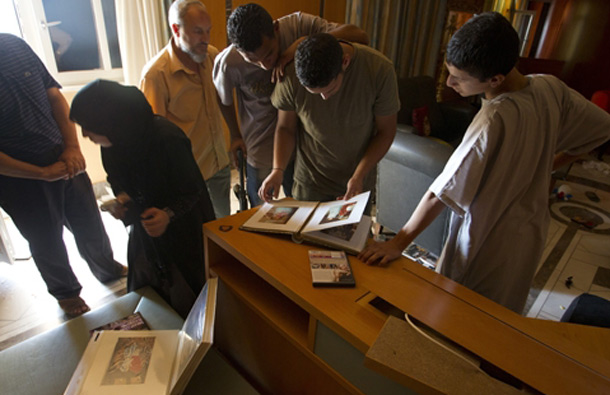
47,87,85,177
0,151,68,181
328,24,369,45
258,110,297,201
343,113,396,200
217,93,247,166
358,191,446,265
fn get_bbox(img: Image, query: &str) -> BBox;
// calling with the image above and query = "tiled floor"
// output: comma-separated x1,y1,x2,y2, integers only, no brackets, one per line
525,155,610,319
1,156,608,352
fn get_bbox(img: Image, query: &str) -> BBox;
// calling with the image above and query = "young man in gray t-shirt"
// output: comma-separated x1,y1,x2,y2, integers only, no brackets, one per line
213,3,368,206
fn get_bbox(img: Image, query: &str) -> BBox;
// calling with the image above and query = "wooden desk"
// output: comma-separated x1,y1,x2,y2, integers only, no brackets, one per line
204,210,610,394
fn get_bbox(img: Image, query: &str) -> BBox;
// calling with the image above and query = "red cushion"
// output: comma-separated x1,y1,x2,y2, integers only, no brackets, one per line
412,106,431,136
591,90,610,113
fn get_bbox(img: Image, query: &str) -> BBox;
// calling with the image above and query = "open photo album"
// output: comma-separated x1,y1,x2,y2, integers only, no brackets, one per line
240,191,371,254
64,278,218,395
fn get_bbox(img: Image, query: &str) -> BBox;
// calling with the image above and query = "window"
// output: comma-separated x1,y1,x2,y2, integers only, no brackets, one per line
8,0,123,86
0,0,21,36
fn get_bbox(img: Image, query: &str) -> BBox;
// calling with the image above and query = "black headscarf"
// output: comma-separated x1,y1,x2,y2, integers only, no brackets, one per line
71,79,158,210
70,79,153,147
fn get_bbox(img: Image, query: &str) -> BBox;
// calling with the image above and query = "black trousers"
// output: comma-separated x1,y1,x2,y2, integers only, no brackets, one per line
0,172,122,300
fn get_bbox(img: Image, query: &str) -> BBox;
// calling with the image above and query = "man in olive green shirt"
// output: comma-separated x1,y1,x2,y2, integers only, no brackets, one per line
259,33,400,203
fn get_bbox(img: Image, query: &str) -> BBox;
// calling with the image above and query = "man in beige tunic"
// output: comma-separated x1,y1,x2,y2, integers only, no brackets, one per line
360,12,610,313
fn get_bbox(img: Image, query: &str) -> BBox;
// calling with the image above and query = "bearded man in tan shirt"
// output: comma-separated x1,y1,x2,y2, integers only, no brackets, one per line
140,0,230,218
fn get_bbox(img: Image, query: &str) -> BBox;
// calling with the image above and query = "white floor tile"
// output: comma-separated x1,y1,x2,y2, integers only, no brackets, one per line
527,267,562,318
574,232,610,263
540,281,585,319
572,242,610,268
559,258,598,291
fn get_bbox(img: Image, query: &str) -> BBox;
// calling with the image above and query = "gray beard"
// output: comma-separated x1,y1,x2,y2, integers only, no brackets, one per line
180,42,206,63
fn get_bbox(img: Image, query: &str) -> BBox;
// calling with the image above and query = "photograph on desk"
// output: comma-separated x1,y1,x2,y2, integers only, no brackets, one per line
64,278,218,395
403,243,438,270
309,250,355,287
240,191,371,254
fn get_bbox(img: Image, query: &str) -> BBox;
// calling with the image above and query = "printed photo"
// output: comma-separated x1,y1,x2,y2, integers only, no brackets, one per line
90,313,149,335
311,263,353,284
320,223,357,241
259,206,298,224
102,337,155,385
320,202,356,224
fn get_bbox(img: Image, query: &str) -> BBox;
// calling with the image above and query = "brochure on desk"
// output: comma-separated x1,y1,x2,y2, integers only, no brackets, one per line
240,191,371,254
64,278,218,395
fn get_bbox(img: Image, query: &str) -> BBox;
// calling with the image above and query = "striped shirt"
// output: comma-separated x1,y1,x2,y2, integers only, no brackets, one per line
0,33,63,163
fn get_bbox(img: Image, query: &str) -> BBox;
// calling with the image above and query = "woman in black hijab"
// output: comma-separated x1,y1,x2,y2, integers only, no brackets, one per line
70,79,215,318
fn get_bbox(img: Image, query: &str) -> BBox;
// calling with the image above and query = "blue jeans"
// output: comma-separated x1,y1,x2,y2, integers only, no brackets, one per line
246,160,294,207
206,166,231,218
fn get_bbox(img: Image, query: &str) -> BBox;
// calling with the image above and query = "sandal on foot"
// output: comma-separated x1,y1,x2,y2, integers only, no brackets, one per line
58,296,90,317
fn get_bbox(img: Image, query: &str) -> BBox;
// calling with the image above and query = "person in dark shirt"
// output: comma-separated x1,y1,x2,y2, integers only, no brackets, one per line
70,79,216,318
0,34,126,317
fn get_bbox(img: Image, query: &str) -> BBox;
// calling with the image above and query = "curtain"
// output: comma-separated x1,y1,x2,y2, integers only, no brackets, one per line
347,0,447,79
115,0,169,85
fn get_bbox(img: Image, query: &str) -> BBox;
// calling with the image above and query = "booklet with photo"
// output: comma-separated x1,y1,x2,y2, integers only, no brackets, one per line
89,312,150,335
309,250,355,287
240,191,371,254
64,278,218,395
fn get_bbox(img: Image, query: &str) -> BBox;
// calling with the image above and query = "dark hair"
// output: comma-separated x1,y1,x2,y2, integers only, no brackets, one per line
227,3,274,52
295,33,343,88
446,12,520,81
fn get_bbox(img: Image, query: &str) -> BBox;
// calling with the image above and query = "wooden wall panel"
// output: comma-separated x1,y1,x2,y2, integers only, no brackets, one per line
323,0,348,24
202,0,230,51
232,0,319,20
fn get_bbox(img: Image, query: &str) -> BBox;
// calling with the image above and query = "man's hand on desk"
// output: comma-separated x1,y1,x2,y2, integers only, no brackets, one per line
358,238,404,266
